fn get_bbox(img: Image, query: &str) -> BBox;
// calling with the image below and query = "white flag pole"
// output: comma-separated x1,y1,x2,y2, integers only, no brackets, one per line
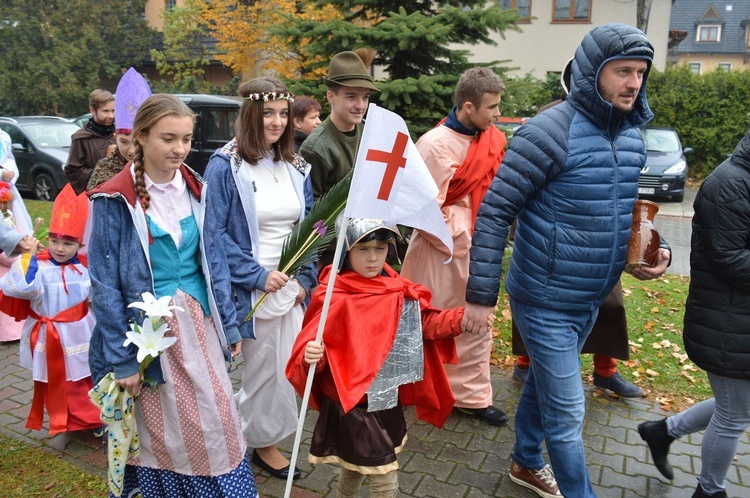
284,216,349,498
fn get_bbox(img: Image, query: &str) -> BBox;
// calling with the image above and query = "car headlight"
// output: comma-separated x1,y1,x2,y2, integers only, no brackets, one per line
664,160,686,175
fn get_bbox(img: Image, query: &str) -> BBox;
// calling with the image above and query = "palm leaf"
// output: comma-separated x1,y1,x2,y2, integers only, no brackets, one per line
278,170,352,275
245,171,352,321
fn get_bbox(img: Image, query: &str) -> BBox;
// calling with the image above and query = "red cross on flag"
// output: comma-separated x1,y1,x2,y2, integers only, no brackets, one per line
344,104,453,260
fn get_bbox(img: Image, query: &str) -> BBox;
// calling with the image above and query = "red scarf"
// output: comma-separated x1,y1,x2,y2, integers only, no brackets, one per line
439,121,506,231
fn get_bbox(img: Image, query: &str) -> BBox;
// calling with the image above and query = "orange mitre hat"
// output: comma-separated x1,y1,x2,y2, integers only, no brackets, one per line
49,184,89,243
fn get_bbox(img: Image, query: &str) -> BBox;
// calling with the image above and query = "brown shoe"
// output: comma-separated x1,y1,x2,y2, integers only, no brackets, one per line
509,460,562,498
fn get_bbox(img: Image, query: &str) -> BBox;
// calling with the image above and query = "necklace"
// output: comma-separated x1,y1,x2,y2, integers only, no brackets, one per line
263,162,279,183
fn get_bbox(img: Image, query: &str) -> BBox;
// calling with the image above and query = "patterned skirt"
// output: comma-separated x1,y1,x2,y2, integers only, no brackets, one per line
120,291,255,497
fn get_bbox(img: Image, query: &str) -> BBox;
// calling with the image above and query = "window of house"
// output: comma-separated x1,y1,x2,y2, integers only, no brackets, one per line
688,62,702,74
716,62,732,72
500,0,531,18
697,25,721,42
166,0,176,10
553,0,590,21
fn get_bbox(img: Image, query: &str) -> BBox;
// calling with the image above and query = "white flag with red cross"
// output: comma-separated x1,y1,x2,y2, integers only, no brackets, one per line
344,103,453,259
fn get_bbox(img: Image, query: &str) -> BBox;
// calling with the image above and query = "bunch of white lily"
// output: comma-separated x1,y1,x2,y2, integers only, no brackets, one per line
124,292,182,387
89,292,182,497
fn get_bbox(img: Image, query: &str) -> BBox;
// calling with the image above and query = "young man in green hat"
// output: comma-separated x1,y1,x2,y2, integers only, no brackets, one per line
300,49,378,200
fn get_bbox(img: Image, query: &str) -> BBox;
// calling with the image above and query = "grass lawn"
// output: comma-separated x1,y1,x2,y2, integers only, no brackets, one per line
0,433,106,496
23,198,54,228
490,249,709,411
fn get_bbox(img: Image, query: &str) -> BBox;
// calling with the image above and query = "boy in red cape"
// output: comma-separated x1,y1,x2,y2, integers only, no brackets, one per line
286,218,469,497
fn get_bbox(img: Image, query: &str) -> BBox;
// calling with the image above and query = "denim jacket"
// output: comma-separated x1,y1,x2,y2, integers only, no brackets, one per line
203,140,316,342
87,164,230,384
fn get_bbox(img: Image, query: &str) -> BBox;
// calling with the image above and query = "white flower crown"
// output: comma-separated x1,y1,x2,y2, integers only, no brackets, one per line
244,91,295,103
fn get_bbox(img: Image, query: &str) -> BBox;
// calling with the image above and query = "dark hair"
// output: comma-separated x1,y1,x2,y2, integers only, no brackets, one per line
292,96,322,121
236,77,294,164
357,228,396,245
132,94,194,210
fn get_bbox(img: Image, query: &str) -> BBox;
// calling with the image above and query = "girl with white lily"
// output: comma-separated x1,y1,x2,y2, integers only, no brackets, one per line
87,94,256,497
204,77,316,480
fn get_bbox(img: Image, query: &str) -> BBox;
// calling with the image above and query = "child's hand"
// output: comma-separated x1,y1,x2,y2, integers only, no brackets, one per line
264,270,289,293
304,341,324,365
1,169,14,182
16,235,40,255
294,283,307,306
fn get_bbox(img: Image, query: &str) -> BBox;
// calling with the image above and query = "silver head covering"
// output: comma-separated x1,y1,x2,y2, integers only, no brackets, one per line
335,216,401,271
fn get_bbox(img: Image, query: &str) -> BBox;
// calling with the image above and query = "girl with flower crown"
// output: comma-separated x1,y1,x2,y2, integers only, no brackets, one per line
204,77,316,480
87,94,257,497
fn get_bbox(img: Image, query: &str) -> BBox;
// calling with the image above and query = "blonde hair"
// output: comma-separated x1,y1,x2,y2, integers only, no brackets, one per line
132,94,194,210
236,77,294,164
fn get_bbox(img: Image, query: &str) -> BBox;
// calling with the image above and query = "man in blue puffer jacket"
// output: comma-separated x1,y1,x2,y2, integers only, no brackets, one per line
462,24,671,498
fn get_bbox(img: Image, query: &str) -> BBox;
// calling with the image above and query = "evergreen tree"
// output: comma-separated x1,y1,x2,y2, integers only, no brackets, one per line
0,0,154,116
273,0,523,135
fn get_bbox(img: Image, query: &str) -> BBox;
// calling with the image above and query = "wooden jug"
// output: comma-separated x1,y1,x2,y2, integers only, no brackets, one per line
625,199,660,272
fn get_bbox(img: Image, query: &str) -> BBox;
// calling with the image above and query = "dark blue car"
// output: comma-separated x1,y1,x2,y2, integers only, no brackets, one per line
638,126,693,203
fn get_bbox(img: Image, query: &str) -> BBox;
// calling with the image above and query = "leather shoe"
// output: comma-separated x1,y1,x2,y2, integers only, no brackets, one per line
512,365,528,383
593,372,644,398
637,418,675,480
251,450,301,480
692,483,728,498
456,405,508,426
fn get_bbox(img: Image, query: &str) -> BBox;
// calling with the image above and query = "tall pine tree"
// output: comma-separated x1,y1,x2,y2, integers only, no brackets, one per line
0,0,154,116
273,1,523,135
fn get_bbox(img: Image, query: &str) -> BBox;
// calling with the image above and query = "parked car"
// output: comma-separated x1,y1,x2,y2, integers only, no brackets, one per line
69,94,241,175
494,117,525,139
0,116,79,200
638,126,693,203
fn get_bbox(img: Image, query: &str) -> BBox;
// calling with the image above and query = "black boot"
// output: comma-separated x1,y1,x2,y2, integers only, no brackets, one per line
692,483,728,498
637,418,675,479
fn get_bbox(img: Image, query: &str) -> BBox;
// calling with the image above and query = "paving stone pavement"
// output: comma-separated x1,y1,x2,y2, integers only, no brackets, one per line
3,187,749,497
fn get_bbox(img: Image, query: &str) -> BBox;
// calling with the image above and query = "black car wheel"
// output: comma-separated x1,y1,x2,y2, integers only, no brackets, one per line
672,192,684,203
33,172,59,201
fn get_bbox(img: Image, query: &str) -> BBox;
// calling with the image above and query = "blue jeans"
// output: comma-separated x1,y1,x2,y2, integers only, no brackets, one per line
510,298,598,498
669,374,750,494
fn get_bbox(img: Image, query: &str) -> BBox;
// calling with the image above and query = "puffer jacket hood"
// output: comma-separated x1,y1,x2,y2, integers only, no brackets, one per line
568,23,654,133
729,129,750,171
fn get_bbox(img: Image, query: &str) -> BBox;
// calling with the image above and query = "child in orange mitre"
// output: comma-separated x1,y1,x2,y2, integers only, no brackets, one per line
0,184,100,434
286,218,470,497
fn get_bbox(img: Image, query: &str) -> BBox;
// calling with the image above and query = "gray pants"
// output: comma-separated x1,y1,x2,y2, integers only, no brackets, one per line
666,373,750,494
337,467,398,497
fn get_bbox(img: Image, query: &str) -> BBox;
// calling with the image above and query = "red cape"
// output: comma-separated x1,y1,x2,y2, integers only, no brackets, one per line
286,264,463,428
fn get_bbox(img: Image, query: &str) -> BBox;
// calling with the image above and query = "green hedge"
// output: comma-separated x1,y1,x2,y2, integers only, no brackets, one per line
647,65,750,177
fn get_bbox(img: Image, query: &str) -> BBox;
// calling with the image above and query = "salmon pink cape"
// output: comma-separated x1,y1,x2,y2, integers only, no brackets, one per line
439,120,506,232
286,264,462,428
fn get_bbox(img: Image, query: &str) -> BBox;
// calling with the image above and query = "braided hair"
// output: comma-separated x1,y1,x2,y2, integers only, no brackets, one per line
131,94,194,210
